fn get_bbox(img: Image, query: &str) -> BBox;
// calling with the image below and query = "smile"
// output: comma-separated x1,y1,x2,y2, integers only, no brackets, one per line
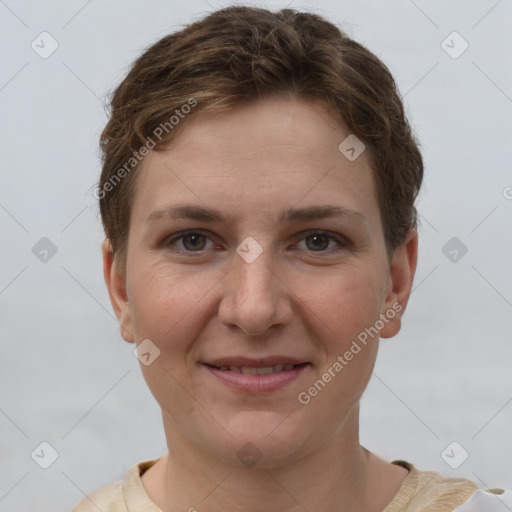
202,361,311,393
208,363,304,374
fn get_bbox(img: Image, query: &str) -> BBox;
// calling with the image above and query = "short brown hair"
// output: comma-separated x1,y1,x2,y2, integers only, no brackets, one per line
98,6,423,269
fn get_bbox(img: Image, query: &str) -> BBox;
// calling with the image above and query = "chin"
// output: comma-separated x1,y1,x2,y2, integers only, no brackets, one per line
216,410,315,469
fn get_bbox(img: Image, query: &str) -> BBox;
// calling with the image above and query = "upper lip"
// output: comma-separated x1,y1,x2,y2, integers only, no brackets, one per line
203,357,309,368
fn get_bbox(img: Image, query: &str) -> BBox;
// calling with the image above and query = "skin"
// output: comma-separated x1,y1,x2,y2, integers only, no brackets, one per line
104,93,418,511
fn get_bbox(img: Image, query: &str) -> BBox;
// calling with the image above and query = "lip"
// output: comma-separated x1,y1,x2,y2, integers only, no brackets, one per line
205,356,307,367
202,361,311,393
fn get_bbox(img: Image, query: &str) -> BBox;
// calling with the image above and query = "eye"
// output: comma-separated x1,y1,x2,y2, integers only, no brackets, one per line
296,231,347,252
181,233,208,251
164,230,215,252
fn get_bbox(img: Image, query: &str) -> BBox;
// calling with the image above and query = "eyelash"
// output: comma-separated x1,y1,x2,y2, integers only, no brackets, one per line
163,229,348,255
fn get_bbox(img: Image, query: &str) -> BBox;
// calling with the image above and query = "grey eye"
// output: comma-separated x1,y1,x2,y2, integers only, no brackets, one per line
181,233,207,251
305,233,331,251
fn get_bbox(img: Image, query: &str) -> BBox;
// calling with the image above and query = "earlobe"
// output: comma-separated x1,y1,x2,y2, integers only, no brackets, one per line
102,239,135,343
380,230,418,339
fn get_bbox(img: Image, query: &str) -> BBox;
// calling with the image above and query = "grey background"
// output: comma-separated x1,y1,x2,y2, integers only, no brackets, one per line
0,0,511,510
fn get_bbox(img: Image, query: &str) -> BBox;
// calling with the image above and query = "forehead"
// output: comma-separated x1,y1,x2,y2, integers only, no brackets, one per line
131,95,380,227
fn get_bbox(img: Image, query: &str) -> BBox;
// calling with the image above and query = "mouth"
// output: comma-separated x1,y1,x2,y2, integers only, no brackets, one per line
205,362,308,374
202,359,311,393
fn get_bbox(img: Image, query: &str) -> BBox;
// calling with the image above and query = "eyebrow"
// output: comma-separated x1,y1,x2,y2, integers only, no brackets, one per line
146,204,369,227
146,205,235,224
280,205,368,225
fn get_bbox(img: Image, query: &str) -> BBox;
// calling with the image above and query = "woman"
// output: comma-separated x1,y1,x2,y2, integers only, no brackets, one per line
74,6,509,511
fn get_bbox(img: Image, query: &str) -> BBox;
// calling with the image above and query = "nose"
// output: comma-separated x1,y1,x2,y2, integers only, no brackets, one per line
218,246,293,336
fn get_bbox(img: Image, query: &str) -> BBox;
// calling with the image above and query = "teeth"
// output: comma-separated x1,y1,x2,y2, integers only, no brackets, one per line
257,366,274,375
241,367,258,375
216,364,297,374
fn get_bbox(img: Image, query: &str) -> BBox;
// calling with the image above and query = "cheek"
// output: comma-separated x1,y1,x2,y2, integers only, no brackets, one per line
127,263,222,348
126,265,220,415
292,269,382,427
295,265,385,344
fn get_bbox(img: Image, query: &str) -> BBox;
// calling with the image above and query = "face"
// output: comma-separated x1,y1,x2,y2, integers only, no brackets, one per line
105,94,417,468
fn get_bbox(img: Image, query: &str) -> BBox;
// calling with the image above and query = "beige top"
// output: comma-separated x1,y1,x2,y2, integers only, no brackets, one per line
72,459,506,511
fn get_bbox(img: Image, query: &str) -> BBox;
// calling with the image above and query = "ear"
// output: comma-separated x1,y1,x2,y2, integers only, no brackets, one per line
379,229,418,339
102,239,135,343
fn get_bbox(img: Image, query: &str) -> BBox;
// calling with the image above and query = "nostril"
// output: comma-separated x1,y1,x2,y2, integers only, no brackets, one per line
240,327,264,336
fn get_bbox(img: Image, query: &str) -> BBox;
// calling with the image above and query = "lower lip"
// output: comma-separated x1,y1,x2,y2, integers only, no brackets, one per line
203,364,309,393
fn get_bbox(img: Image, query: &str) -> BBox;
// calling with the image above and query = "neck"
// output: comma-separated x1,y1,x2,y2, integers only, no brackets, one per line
143,404,403,512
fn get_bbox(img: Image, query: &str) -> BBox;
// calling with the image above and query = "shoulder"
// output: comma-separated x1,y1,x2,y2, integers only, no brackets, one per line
387,460,477,511
453,488,512,511
70,459,161,512
71,480,124,512
388,460,511,512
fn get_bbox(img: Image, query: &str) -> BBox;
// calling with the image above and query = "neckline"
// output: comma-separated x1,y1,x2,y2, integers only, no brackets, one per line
383,460,419,511
126,458,419,511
